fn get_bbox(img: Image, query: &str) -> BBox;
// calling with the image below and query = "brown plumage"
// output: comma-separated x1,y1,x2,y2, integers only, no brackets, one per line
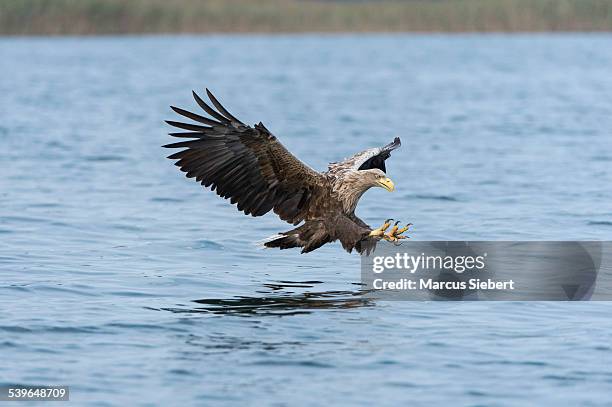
164,89,401,254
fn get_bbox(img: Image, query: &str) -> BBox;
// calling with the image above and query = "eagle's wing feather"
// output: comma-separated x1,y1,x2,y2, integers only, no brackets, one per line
328,137,401,173
164,89,325,225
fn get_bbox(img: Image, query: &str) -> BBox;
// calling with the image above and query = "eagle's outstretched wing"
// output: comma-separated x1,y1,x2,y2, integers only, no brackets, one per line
164,89,326,225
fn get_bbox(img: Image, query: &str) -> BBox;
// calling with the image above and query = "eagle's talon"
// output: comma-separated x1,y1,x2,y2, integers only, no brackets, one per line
396,223,412,235
369,218,393,238
386,222,412,241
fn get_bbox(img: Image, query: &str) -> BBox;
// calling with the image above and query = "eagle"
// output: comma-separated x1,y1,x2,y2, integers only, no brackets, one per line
164,89,410,254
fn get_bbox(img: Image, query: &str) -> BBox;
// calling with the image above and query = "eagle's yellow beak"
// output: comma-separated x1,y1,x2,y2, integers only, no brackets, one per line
377,177,395,192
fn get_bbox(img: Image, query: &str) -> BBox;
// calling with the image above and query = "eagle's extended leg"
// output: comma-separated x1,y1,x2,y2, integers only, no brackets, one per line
368,218,393,238
384,222,412,242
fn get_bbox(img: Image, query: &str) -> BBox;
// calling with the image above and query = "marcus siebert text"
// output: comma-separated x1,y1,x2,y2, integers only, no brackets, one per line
372,278,515,291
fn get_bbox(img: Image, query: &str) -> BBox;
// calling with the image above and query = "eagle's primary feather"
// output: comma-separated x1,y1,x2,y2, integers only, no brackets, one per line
164,89,401,254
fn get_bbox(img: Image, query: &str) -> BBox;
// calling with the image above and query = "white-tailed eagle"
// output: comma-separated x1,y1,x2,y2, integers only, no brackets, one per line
164,89,409,254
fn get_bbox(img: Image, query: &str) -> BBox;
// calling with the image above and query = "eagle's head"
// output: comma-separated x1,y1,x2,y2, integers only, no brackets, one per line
360,168,395,192
333,168,395,214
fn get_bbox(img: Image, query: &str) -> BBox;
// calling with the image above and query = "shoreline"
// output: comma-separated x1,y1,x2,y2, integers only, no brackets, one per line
2,31,612,39
2,0,612,36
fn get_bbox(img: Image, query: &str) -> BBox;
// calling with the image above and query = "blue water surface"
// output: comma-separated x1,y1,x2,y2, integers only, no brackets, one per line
1,34,612,406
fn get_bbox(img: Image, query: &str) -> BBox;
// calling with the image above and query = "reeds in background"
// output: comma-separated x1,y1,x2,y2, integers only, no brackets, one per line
1,0,612,35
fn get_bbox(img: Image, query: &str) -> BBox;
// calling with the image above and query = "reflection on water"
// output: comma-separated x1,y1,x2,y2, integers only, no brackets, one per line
163,281,373,316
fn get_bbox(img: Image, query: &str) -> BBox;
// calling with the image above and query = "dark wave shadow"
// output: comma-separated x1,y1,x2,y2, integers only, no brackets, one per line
162,281,373,317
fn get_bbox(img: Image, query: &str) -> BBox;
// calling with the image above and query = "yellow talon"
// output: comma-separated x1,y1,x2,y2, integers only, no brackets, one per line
389,221,400,235
369,218,393,237
385,222,412,242
396,224,412,235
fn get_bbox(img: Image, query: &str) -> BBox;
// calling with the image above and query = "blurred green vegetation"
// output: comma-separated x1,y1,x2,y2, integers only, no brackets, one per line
1,0,611,35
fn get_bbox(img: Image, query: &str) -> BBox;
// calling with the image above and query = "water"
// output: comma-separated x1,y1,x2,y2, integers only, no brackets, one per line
1,34,612,406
